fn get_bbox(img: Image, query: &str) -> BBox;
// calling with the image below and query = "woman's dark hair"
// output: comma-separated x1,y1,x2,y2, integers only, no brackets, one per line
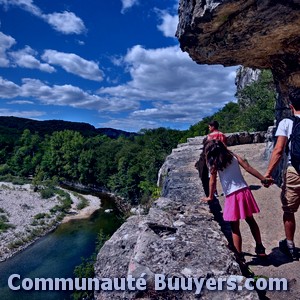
208,120,219,129
203,139,233,172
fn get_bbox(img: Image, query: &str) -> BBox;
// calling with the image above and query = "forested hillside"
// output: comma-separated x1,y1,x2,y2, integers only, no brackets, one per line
0,116,136,139
0,126,184,205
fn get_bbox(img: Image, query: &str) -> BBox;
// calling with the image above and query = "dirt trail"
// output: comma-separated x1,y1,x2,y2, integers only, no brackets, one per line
216,143,300,300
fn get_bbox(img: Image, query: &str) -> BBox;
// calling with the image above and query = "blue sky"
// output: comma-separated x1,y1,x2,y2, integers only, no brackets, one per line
0,0,237,132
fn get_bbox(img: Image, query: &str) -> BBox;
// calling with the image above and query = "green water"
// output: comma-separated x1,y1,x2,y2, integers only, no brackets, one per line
0,192,123,300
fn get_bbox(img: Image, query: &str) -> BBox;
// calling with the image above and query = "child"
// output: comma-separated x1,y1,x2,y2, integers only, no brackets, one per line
201,139,272,261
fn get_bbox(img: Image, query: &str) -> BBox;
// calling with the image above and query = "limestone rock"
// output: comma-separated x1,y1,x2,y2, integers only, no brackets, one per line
176,0,300,70
235,66,261,92
225,131,266,146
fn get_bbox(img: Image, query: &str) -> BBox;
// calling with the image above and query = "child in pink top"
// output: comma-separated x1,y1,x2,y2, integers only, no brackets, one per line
201,139,272,261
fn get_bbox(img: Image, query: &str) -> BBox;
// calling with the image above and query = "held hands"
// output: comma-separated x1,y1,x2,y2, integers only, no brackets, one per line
261,177,274,188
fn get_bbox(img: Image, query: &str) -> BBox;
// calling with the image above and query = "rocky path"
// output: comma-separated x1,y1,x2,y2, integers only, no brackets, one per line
217,143,300,300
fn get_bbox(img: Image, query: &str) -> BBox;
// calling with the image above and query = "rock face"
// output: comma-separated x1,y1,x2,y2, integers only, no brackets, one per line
176,0,300,120
235,66,261,92
94,135,261,299
225,131,266,146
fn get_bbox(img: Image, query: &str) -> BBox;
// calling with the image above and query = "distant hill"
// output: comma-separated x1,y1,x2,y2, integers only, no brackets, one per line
0,116,136,139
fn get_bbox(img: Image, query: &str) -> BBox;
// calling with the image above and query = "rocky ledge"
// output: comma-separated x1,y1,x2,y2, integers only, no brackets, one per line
94,133,265,299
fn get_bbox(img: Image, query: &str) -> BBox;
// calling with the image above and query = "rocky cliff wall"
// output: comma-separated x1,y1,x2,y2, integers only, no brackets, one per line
235,66,261,92
94,132,266,299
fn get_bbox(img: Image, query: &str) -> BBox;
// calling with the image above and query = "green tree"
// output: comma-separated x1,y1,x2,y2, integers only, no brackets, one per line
39,130,84,182
107,141,142,203
9,129,42,176
236,70,276,131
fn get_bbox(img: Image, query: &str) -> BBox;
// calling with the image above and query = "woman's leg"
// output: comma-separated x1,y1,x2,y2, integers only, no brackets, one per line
245,215,262,245
230,220,242,253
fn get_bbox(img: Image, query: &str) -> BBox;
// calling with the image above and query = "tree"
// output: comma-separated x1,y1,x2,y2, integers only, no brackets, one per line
9,129,42,176
39,130,84,181
236,70,276,131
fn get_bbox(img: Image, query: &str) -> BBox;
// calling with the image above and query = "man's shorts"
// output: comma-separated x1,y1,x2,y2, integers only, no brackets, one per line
281,166,300,213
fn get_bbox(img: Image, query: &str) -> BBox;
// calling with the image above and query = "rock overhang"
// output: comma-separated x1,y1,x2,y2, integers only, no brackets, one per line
176,0,300,69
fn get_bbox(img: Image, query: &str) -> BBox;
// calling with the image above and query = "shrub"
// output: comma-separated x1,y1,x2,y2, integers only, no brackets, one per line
40,188,55,199
34,213,47,219
76,195,89,210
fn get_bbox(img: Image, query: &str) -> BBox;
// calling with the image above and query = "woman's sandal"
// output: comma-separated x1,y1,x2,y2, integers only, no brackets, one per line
255,243,268,258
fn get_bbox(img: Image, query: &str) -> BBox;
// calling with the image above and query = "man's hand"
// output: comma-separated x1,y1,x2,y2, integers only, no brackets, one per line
261,177,274,188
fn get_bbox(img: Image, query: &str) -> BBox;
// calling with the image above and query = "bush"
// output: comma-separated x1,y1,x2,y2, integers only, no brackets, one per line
0,215,15,232
0,174,29,185
76,195,89,210
0,164,11,175
34,213,47,219
40,188,55,199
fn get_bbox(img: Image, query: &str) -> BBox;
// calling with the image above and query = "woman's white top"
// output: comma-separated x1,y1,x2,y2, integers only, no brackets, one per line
218,156,247,196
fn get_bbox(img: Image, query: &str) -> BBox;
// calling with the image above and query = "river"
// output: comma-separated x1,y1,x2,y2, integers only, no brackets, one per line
0,192,123,300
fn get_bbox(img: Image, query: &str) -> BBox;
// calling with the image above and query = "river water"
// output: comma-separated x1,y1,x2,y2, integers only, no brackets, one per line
0,192,123,300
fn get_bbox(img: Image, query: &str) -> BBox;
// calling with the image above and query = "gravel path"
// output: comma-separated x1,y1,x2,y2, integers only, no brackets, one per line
216,143,300,300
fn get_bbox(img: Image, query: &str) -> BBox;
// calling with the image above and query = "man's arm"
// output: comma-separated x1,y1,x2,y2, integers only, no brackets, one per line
265,135,287,177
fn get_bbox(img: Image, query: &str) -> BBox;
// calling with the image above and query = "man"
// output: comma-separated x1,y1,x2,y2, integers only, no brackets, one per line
207,120,227,145
265,88,300,261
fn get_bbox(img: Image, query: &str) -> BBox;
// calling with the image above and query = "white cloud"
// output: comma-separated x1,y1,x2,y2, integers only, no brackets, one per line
0,77,138,112
42,50,104,81
121,0,139,14
0,0,86,34
0,32,56,73
0,77,20,98
76,40,85,46
100,45,236,102
44,12,86,35
0,32,16,67
0,32,94,75
98,118,157,132
157,11,178,38
98,45,237,130
9,46,56,73
0,43,238,132
0,0,41,16
7,100,34,104
0,108,45,118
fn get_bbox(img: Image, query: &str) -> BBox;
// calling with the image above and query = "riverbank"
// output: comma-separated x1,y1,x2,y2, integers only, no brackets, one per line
0,182,100,262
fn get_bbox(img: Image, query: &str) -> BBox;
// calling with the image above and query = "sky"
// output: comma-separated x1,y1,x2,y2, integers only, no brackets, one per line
0,0,238,132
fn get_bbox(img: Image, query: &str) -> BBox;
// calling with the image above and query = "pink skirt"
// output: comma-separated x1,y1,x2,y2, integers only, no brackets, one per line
223,187,260,221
